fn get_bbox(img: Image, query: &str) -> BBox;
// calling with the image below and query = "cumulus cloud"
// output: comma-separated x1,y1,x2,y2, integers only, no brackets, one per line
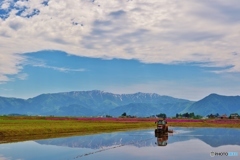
0,53,24,82
0,0,240,82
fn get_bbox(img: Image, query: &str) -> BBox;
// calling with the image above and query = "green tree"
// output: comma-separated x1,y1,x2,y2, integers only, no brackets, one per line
156,113,167,119
182,112,189,118
121,112,127,117
176,113,179,118
189,112,195,118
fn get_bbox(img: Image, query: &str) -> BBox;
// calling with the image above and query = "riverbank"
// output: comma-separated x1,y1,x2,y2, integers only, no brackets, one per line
0,116,239,143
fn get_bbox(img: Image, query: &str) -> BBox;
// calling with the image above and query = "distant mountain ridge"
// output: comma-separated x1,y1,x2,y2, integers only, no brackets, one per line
185,93,240,116
0,91,240,117
0,90,192,116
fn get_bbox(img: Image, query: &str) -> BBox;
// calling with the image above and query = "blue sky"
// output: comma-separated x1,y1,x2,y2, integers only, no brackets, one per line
0,0,240,100
1,50,240,100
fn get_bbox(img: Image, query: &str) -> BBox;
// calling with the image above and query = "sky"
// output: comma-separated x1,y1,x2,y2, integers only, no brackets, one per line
0,0,240,101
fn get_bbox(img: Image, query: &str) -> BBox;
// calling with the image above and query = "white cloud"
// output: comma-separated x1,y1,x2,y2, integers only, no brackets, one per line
27,58,86,72
0,87,13,91
0,53,24,82
32,63,86,72
17,73,28,80
0,0,11,10
0,0,240,82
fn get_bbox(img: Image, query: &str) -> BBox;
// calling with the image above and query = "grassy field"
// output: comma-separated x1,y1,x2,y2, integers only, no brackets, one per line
0,116,154,143
0,116,240,143
168,119,240,128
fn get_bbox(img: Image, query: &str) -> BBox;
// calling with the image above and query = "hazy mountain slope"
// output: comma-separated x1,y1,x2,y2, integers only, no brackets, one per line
0,97,28,114
108,103,159,117
186,94,240,116
108,101,193,117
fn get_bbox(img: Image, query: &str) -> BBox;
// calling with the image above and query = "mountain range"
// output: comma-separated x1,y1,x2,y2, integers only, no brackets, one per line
0,90,239,117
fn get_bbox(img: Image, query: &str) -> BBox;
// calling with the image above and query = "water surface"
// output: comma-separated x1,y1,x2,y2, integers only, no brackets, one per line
0,127,240,160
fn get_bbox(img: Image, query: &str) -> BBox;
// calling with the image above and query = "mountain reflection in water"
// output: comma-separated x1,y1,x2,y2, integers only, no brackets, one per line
36,127,240,148
0,128,240,160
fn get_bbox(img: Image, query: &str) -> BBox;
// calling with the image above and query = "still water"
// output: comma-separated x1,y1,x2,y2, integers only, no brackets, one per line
0,127,240,160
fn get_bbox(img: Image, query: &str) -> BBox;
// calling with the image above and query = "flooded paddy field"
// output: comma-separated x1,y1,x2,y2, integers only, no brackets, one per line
0,127,240,160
